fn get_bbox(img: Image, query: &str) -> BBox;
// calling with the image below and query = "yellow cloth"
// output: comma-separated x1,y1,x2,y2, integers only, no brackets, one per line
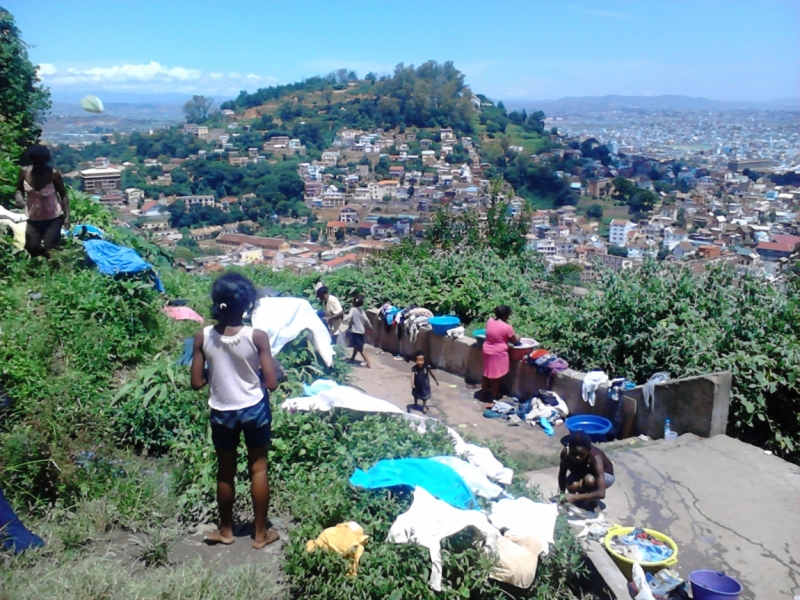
305,521,368,575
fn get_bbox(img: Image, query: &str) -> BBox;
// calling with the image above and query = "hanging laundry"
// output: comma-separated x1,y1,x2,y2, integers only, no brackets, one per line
82,239,165,292
387,487,499,592
582,370,609,407
305,522,368,575
251,297,335,367
643,372,670,411
349,458,478,510
162,305,204,323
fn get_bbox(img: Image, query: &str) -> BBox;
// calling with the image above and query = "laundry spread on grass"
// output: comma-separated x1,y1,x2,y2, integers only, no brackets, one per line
0,205,27,250
608,528,675,563
251,297,334,367
0,487,44,554
82,239,165,293
350,457,478,510
305,521,368,575
285,378,562,591
162,305,205,323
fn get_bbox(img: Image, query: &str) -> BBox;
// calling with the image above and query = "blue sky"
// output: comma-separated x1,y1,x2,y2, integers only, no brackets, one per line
6,0,799,101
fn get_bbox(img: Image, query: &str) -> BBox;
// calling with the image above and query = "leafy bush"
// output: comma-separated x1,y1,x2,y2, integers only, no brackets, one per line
321,246,800,463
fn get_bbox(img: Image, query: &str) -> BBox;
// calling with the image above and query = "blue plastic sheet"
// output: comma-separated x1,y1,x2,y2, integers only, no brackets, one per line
83,239,165,292
0,487,44,554
302,379,339,396
349,458,478,510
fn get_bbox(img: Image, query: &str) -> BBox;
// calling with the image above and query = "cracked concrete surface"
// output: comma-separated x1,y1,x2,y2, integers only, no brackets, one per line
351,345,800,600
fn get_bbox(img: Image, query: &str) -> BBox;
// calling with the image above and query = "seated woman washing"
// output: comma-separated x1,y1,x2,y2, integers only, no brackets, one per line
558,431,615,509
481,305,520,409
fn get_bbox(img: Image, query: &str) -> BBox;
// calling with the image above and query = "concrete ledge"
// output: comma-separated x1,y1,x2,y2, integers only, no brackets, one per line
366,309,731,440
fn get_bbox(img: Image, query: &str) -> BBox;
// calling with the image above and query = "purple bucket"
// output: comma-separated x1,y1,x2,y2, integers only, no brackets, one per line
690,570,742,600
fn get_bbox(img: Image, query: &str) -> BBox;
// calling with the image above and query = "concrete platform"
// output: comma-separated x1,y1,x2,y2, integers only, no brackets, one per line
350,346,566,470
527,435,800,600
351,345,800,600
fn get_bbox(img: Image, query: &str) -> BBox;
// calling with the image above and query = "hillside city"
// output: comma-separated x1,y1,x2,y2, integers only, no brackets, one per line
69,102,800,285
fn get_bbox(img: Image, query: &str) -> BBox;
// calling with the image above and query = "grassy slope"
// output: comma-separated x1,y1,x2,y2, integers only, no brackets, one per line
0,195,587,599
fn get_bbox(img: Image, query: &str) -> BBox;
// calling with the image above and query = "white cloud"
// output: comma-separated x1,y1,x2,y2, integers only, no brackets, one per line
37,63,57,76
38,61,277,94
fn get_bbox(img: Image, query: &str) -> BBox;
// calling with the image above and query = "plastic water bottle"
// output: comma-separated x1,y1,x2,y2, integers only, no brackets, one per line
664,419,672,438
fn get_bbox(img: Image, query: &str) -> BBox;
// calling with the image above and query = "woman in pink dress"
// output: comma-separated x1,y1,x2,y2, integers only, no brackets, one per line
481,305,520,408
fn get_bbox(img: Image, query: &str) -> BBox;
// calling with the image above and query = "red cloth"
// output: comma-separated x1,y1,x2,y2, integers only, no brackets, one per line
482,318,515,379
163,306,205,323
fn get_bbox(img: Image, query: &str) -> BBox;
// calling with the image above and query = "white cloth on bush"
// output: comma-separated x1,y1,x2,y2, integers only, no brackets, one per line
448,428,514,485
488,497,558,555
430,456,505,500
251,297,334,367
387,487,499,592
492,531,544,589
0,206,27,250
581,370,609,407
282,385,404,415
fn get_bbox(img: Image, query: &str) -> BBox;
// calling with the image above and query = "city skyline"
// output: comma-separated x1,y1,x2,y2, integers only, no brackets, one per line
5,0,799,102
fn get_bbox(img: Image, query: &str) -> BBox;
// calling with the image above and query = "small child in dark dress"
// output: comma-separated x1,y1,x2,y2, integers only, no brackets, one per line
411,351,438,413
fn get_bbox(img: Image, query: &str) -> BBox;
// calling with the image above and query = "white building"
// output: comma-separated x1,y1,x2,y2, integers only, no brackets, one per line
609,219,636,246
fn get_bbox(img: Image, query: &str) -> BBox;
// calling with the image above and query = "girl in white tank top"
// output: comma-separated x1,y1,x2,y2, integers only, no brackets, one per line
190,273,280,549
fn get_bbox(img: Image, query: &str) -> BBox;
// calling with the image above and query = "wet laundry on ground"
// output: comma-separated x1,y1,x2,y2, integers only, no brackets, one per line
305,521,368,575
350,457,478,510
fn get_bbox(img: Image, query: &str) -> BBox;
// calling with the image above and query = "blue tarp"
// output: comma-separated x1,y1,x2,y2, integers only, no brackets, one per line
349,458,478,510
0,487,44,554
83,239,165,292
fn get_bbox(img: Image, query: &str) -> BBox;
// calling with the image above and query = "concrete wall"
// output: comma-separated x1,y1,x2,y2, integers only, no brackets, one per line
366,309,731,440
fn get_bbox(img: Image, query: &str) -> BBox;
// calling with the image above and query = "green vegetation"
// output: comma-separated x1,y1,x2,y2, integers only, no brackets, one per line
322,245,800,464
0,210,588,598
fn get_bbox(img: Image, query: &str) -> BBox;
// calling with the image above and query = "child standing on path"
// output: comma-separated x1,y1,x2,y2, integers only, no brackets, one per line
345,294,373,368
191,273,280,549
411,351,438,413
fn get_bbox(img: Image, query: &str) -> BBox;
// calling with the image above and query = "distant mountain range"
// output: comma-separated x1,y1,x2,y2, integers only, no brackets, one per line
503,95,800,113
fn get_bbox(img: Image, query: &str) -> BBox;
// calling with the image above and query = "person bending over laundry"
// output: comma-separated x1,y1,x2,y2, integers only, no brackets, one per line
481,305,520,409
345,294,372,368
411,351,438,413
191,273,280,549
558,431,615,509
316,285,345,343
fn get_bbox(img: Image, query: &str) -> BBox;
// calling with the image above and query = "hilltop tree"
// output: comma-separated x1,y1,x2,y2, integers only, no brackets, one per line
183,95,214,124
0,7,51,148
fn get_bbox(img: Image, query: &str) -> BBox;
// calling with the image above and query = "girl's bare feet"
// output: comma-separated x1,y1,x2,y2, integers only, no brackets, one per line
204,530,235,545
253,528,280,549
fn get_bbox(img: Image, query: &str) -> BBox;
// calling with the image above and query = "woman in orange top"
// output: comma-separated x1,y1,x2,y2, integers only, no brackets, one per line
15,145,70,258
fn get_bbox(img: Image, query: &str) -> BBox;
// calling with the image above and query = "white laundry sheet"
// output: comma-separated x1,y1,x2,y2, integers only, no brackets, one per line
282,385,405,415
430,456,505,500
388,487,549,591
488,497,559,555
387,487,499,591
448,428,514,485
0,206,27,250
251,297,334,367
283,380,515,486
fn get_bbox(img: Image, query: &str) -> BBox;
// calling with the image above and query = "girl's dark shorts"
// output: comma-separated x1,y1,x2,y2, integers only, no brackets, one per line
210,394,271,450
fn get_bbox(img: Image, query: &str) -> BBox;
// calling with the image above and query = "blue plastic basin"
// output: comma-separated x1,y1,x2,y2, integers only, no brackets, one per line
690,571,742,600
429,316,461,336
565,415,613,442
472,328,486,341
